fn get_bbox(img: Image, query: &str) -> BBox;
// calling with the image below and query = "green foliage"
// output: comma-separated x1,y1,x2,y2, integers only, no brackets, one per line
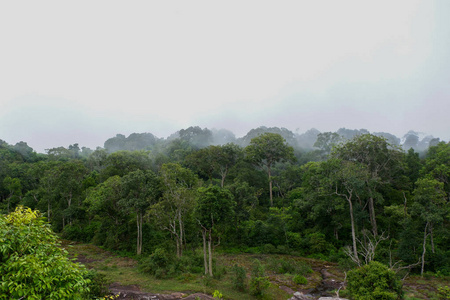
249,260,271,297
139,249,206,278
212,289,223,299
347,261,404,300
0,206,91,299
292,274,308,285
437,286,450,300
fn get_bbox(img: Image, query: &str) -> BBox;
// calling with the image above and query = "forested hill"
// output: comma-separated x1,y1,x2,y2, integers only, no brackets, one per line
0,127,449,283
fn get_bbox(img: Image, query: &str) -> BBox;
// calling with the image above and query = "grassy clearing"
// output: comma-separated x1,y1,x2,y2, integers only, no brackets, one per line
62,240,450,300
62,240,328,299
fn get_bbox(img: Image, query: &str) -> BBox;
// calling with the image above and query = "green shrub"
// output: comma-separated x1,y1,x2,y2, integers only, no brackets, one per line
139,247,170,277
293,274,308,285
250,260,270,297
347,261,404,300
85,270,110,298
437,286,450,300
232,264,247,291
0,206,91,299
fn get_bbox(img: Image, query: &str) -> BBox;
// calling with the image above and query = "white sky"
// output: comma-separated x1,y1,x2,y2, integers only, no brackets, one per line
1,0,449,152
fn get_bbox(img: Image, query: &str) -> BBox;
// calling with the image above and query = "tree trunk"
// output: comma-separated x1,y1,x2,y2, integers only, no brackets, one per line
368,196,378,236
268,167,273,206
178,210,183,257
430,223,435,253
47,199,51,223
421,222,429,276
202,229,208,275
136,212,143,256
347,196,359,265
208,229,213,276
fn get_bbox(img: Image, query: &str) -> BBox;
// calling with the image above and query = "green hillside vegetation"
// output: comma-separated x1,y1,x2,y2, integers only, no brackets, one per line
0,128,449,299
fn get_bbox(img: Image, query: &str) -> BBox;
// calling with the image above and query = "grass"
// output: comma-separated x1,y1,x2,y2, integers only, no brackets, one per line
62,240,330,299
61,240,450,300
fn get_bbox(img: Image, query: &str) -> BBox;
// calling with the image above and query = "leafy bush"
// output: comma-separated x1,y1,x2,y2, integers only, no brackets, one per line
139,249,205,278
139,247,170,278
85,270,110,298
437,286,450,300
347,261,404,300
232,264,247,291
293,274,308,285
0,206,91,299
250,260,270,297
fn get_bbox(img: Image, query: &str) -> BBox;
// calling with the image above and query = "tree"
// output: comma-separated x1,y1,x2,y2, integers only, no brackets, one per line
0,206,91,299
245,133,295,206
313,132,343,156
332,134,404,236
150,163,198,257
120,170,160,255
411,178,447,275
3,176,22,213
186,144,242,187
195,185,234,276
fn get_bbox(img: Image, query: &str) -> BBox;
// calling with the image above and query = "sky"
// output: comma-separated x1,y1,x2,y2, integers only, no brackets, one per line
1,0,449,153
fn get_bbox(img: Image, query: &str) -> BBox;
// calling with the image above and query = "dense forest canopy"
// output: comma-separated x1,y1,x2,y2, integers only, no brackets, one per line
0,125,449,283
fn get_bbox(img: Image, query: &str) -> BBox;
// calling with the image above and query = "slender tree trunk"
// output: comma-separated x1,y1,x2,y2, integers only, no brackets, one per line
368,196,378,236
430,223,435,253
421,222,429,276
48,200,51,223
347,196,359,265
208,229,213,276
178,211,183,257
137,213,141,255
202,229,208,275
268,167,273,206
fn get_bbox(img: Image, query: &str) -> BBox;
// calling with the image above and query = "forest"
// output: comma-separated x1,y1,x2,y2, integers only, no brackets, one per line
0,126,449,299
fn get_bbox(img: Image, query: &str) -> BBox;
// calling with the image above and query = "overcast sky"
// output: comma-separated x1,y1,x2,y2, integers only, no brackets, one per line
1,0,449,153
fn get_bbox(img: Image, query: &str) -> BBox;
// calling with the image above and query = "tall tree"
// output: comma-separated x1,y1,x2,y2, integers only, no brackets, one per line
195,185,235,276
120,170,160,255
412,178,447,275
332,134,404,236
245,133,295,206
150,163,198,257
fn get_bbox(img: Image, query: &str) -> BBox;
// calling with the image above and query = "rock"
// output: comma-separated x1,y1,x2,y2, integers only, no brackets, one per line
318,297,349,300
288,291,314,300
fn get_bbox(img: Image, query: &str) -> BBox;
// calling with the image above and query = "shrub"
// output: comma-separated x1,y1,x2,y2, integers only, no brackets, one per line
437,286,450,300
0,206,91,299
347,261,403,300
250,260,270,297
293,274,308,285
232,264,247,291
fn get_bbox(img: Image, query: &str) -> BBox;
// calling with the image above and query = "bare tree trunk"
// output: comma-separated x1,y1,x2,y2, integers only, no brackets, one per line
368,196,378,236
47,200,51,223
430,223,435,253
208,229,213,276
202,229,208,275
348,197,359,265
421,222,429,276
178,211,183,257
268,167,273,206
137,213,141,255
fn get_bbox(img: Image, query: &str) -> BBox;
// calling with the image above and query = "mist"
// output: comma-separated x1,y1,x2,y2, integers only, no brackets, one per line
1,1,449,152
